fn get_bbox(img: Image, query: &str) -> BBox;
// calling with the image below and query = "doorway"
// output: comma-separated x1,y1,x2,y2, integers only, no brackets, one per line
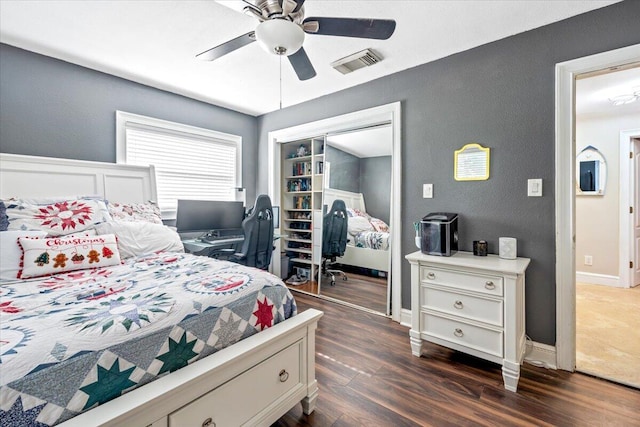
267,102,402,321
555,43,640,379
574,67,640,387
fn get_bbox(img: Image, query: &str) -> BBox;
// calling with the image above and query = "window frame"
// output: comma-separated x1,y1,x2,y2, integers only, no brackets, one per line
115,111,242,218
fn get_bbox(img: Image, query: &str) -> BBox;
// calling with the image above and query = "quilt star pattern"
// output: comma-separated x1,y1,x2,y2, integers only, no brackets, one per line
0,252,297,426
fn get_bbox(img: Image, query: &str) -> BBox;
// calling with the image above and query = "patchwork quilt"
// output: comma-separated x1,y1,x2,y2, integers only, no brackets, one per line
0,252,297,426
350,230,390,251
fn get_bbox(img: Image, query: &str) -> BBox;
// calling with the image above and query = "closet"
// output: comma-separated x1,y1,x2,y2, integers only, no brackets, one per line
280,137,325,287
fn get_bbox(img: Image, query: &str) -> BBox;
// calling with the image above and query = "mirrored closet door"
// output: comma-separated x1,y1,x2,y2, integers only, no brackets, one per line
317,125,392,314
270,102,401,319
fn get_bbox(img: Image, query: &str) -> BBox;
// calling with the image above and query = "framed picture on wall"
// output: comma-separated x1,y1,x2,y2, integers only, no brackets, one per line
454,143,490,181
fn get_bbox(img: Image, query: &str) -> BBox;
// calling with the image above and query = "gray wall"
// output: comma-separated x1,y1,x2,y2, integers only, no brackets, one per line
326,144,360,193
0,44,259,204
360,156,391,224
256,1,640,345
326,145,391,223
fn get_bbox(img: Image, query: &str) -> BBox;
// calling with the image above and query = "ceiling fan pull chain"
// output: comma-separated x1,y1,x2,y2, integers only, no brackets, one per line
279,55,283,110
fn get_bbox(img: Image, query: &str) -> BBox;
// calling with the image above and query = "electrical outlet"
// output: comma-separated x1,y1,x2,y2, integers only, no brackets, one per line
584,255,593,266
423,183,433,198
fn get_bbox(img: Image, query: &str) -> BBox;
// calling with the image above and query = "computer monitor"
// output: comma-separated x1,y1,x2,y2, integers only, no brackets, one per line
176,200,245,233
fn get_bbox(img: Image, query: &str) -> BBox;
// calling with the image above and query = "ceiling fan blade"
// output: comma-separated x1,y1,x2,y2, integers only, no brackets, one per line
281,0,297,17
303,17,396,40
288,47,316,81
196,31,256,61
240,0,262,15
291,0,306,14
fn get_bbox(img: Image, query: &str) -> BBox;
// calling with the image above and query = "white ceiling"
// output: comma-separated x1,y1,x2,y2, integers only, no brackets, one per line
327,125,392,158
0,0,623,116
576,66,640,117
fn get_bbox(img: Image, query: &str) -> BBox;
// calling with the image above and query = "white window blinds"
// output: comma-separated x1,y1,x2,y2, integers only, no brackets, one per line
117,112,241,215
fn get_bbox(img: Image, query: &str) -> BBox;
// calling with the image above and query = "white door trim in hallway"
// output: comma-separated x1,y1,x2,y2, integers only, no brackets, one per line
555,44,640,371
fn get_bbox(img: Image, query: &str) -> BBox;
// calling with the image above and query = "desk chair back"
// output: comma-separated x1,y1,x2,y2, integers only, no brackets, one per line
234,194,274,269
322,199,348,258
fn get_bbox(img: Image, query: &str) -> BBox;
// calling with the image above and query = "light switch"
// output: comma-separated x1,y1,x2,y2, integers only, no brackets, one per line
423,183,433,198
528,179,542,197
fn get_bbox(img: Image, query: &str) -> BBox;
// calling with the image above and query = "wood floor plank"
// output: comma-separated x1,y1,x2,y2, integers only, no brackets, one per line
274,293,640,427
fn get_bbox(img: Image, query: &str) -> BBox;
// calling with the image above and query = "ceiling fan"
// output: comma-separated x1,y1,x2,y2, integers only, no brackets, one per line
197,0,396,81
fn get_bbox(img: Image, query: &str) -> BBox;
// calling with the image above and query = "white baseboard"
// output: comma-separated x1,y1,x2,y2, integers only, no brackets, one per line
400,308,412,327
576,271,620,287
524,340,557,370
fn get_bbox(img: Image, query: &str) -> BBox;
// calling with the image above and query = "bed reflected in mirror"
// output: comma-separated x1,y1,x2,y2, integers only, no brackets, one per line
319,125,392,314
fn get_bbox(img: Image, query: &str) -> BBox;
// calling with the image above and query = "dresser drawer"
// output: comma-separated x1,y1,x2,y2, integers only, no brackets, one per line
421,286,503,327
420,267,503,297
169,340,303,427
421,312,503,358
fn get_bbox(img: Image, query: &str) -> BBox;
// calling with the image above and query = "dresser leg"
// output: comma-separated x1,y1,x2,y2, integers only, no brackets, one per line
301,383,319,414
409,329,423,357
502,360,521,392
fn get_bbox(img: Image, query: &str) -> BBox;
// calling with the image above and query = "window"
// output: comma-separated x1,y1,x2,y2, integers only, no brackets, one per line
116,111,242,217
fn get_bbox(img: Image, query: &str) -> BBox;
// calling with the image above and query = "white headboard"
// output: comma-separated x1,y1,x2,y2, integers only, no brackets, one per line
323,187,366,212
0,153,157,203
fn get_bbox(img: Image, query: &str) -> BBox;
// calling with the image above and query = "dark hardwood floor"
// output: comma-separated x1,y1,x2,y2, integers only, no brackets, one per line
319,269,387,314
287,268,388,314
273,293,640,427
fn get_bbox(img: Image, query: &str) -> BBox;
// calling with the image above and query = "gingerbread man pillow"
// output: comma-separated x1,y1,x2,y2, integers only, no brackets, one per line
18,234,121,279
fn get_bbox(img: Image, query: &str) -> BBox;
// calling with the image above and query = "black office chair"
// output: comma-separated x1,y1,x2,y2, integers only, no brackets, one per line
230,194,274,270
322,199,348,286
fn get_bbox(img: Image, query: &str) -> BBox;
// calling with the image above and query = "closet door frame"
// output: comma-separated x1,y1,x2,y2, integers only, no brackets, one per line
267,102,402,322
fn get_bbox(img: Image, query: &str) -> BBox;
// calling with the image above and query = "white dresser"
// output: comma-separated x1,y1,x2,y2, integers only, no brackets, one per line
405,251,530,392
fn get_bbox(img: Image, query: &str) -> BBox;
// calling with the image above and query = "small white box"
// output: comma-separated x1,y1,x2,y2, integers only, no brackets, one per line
499,237,517,259
295,267,311,279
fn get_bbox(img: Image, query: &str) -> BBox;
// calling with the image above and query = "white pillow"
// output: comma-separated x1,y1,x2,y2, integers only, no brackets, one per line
94,221,184,259
0,230,48,280
18,234,122,279
347,215,374,235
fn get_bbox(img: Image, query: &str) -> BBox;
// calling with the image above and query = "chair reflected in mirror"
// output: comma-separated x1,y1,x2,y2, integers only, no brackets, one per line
231,194,274,270
321,199,349,286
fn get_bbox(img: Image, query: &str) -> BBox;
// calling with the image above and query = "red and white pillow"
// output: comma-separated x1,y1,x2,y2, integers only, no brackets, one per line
17,234,121,279
5,198,112,236
370,217,390,233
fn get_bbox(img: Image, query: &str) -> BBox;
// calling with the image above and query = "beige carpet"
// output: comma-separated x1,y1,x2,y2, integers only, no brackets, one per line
576,283,640,388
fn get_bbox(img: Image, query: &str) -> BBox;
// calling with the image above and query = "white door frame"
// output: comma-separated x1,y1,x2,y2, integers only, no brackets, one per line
267,102,403,322
555,44,640,371
619,129,640,288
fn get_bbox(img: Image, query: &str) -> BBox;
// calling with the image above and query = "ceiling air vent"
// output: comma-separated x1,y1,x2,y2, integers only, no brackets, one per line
331,49,382,75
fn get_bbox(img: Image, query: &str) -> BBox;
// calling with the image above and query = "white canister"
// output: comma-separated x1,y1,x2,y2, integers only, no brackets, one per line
499,237,517,259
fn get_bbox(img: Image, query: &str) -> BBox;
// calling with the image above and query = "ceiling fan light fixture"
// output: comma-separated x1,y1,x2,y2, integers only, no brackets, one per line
255,19,304,56
609,93,638,106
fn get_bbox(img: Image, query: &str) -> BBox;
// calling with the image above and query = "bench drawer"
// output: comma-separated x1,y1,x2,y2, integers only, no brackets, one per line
169,340,302,427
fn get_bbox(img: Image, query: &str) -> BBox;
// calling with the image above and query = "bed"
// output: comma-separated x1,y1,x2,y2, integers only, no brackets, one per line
323,187,390,273
0,153,322,427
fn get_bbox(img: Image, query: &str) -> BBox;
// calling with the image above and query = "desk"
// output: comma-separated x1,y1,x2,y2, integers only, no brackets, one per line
182,237,244,257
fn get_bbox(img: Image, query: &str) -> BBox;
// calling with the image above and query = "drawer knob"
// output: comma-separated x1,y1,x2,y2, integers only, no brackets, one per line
279,369,289,383
427,272,436,279
454,328,464,337
454,300,463,309
485,281,495,290
202,417,216,427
